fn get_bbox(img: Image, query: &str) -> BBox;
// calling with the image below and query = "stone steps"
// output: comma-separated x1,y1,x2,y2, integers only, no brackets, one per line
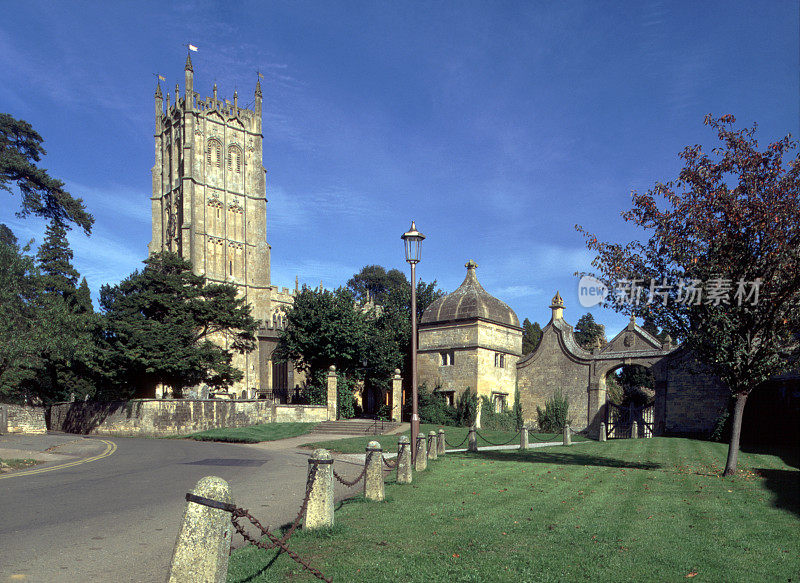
311,419,402,435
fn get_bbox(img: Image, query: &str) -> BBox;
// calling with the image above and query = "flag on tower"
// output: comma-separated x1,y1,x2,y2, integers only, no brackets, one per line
158,74,165,81
188,44,198,52
257,71,264,79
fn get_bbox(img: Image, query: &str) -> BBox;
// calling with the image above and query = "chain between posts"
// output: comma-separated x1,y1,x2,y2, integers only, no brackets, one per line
333,451,372,487
474,429,521,446
382,441,409,469
184,460,330,582
444,433,469,448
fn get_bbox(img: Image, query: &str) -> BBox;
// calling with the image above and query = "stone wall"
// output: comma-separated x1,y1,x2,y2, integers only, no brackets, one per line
48,399,327,437
1,404,47,434
517,330,590,430
652,349,730,436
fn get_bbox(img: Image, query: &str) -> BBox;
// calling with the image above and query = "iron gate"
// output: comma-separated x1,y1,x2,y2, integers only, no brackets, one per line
606,402,654,438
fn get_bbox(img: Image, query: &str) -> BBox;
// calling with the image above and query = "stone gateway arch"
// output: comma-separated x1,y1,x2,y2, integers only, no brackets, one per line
516,292,730,438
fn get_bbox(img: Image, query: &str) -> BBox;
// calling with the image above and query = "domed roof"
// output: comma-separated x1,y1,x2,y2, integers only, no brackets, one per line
421,260,520,329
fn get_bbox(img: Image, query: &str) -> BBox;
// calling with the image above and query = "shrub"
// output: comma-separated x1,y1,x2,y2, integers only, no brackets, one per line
479,395,521,431
536,389,571,432
454,388,478,427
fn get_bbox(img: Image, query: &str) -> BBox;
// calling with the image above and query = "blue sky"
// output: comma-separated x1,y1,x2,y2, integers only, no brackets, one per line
1,1,797,338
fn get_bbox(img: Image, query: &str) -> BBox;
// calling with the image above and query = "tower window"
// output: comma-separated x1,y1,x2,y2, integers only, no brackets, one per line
229,260,233,275
228,145,242,173
494,353,505,368
440,350,454,366
207,139,222,168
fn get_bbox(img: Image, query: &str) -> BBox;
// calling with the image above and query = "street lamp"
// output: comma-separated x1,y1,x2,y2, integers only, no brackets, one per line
401,220,425,463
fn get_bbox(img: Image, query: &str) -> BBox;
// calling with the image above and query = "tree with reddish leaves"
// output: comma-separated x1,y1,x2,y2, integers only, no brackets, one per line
578,115,800,476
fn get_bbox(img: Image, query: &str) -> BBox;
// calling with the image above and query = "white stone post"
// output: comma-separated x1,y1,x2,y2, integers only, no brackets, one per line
326,366,337,421
304,449,334,529
427,431,437,460
364,441,384,502
437,429,446,455
415,434,427,471
520,426,529,450
167,476,233,583
397,435,412,484
631,420,639,439
599,422,607,442
563,424,572,446
468,426,478,452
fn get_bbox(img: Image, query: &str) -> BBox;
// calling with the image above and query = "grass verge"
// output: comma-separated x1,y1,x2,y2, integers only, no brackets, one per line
0,458,41,471
227,438,799,582
302,424,586,454
180,422,319,443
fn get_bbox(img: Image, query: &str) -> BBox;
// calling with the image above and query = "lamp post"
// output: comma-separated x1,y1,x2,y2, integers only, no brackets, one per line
401,221,425,463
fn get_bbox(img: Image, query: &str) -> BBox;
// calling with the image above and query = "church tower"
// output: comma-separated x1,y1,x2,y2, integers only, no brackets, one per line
149,52,272,393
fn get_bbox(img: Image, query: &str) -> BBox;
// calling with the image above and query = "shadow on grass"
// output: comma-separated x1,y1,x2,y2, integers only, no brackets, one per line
741,443,800,518
466,449,662,471
754,468,800,518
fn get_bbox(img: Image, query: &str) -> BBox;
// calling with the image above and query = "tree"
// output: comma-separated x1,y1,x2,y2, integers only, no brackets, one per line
275,286,375,380
0,227,50,401
36,219,79,299
32,219,98,401
522,318,543,354
0,113,93,234
99,252,257,398
574,313,606,350
578,115,800,475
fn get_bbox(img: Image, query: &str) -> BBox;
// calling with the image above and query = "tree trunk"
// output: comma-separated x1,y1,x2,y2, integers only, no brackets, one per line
723,392,749,477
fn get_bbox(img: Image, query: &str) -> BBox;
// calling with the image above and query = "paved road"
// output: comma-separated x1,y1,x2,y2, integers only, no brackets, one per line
0,433,364,583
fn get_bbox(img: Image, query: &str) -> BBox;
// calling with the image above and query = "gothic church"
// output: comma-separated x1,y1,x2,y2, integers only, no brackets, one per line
149,53,295,397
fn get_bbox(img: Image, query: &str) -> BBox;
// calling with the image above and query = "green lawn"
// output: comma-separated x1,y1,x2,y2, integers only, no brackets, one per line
180,422,319,443
227,438,799,582
302,424,586,454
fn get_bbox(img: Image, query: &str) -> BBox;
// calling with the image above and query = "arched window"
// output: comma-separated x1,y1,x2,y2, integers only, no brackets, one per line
228,145,242,174
207,139,222,168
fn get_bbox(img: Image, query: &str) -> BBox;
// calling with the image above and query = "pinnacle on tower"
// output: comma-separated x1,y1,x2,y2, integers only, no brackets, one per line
255,78,262,98
185,51,193,72
155,81,163,99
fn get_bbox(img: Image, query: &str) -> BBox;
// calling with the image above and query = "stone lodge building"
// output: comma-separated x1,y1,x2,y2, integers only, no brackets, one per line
420,263,733,438
418,260,522,412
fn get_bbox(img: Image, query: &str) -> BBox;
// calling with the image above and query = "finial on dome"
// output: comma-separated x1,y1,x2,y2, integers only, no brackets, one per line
550,291,564,321
465,259,478,271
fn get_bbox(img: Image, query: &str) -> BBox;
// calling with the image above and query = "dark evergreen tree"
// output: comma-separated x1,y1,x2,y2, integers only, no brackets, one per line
522,318,543,354
99,252,258,398
574,313,606,350
36,219,79,300
0,113,93,234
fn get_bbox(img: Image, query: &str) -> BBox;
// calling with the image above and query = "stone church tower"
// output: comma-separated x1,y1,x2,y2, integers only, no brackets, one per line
149,53,275,395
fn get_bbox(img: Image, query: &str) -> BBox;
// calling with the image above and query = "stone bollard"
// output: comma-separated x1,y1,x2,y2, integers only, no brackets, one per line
427,431,438,460
364,441,384,502
599,422,607,442
415,434,427,471
167,476,233,583
520,426,529,450
631,421,639,439
563,424,572,446
467,426,478,452
437,429,446,455
397,435,412,484
304,449,334,529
